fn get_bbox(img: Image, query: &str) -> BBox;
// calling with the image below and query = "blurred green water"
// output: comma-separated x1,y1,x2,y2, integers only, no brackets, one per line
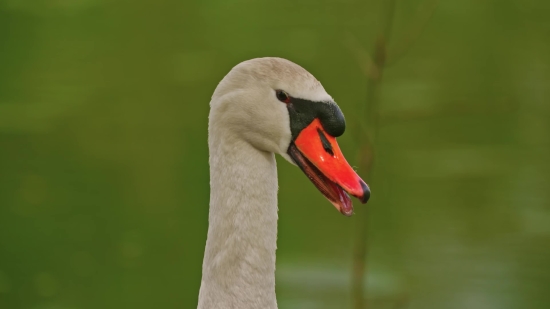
1,0,549,308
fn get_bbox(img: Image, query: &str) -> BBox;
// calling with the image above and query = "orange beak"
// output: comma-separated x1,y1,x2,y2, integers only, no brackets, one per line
287,118,370,216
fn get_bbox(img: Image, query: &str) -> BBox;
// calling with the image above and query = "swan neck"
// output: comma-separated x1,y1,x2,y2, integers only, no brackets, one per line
198,132,279,309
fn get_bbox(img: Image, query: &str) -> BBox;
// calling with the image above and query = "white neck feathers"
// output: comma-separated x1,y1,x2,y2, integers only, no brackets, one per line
198,124,279,309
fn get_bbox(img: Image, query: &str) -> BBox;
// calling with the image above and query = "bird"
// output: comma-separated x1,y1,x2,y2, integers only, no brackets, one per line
198,57,370,309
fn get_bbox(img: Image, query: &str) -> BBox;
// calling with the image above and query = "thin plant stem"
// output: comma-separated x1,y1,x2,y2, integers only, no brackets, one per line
349,0,439,308
351,1,396,308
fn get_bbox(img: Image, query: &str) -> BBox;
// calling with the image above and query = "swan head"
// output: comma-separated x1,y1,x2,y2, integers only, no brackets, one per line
210,57,370,215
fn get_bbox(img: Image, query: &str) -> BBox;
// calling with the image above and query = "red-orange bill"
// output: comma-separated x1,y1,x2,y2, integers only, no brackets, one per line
287,118,370,216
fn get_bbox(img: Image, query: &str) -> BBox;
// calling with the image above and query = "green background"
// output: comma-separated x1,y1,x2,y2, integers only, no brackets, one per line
1,0,549,308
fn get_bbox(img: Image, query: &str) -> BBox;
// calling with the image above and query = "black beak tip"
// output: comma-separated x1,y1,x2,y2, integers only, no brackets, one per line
360,181,370,204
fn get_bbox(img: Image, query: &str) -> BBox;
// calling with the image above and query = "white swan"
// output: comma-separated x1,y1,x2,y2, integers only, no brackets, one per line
198,57,370,309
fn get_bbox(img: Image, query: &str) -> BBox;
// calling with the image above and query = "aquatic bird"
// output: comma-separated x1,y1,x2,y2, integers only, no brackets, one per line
198,57,370,309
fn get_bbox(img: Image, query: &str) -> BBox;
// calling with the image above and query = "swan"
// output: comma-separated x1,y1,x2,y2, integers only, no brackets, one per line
198,57,370,309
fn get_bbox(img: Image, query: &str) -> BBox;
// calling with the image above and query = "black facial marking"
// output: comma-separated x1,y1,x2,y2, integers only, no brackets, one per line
285,96,346,141
317,129,334,156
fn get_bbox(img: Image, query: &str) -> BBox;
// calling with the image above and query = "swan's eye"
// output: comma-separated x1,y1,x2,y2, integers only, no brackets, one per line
276,90,291,104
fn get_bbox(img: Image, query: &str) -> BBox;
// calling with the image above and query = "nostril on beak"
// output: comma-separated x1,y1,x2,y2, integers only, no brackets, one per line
360,181,370,204
317,129,334,156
